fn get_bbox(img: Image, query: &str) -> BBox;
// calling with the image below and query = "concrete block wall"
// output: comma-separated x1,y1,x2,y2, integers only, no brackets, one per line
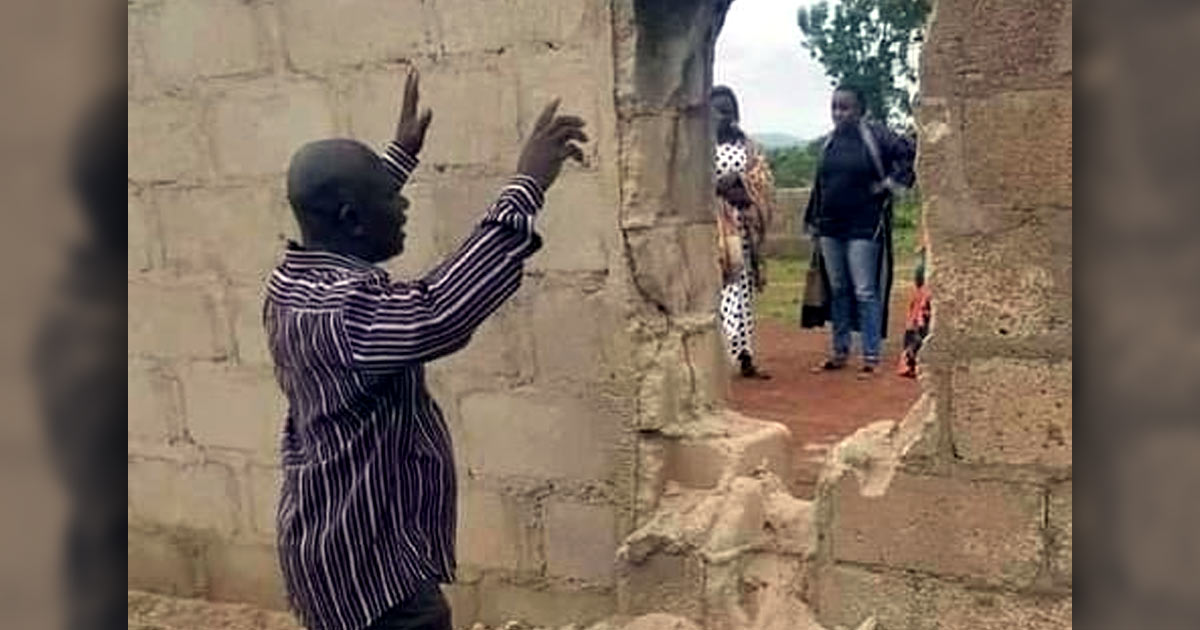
808,0,1073,628
763,187,810,258
127,1,708,627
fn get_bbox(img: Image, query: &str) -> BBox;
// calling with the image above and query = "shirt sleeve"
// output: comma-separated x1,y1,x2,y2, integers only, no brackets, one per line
342,173,545,371
378,141,419,188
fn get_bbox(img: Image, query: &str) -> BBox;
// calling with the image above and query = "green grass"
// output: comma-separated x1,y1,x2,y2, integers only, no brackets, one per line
758,256,808,323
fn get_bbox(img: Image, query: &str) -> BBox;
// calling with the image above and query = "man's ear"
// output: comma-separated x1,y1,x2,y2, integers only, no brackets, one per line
337,203,367,237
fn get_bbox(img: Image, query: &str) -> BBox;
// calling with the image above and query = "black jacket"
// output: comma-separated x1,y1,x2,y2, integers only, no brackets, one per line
800,121,916,338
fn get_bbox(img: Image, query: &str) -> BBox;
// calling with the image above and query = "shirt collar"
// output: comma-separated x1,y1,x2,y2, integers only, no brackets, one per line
281,241,387,277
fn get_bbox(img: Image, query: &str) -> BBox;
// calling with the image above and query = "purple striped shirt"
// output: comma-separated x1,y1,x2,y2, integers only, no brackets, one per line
264,142,544,630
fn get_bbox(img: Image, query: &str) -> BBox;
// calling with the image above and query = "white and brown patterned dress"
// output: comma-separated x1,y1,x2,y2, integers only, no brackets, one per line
715,141,754,361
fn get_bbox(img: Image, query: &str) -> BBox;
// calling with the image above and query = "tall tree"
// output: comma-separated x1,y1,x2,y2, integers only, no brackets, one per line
797,0,931,125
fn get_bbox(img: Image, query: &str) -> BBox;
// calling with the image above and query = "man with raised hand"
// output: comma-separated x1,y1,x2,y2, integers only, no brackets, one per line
266,69,587,630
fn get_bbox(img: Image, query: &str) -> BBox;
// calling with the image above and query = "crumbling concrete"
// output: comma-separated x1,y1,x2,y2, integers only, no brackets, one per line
801,0,1074,627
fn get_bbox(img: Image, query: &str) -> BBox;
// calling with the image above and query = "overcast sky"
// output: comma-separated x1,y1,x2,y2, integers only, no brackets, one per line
714,0,834,141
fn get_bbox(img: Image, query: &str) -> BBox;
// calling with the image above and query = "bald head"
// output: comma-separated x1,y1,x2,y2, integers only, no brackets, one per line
285,138,408,262
287,139,385,213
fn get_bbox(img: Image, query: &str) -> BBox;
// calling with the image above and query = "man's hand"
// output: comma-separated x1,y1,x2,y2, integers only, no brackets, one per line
517,99,588,190
393,69,433,156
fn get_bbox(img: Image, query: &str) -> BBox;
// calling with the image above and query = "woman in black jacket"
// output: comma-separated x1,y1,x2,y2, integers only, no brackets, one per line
802,84,915,377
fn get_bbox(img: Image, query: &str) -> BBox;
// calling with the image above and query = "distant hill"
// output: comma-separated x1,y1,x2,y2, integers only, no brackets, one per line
752,132,805,149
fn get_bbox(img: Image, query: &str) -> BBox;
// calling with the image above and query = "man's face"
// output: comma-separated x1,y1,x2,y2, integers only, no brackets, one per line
831,90,862,129
354,168,409,262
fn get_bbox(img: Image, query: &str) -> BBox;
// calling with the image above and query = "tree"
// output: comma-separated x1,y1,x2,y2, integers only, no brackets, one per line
797,0,931,125
766,139,824,188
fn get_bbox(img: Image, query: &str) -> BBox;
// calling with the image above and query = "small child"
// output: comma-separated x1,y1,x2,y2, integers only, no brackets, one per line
897,249,931,378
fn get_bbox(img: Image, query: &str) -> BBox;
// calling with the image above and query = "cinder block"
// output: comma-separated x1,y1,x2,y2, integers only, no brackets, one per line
1049,481,1072,587
476,579,613,629
814,564,912,630
129,98,212,183
635,336,688,431
618,552,704,621
341,62,520,168
961,90,1072,210
815,564,1072,630
457,485,539,573
529,172,616,273
625,223,721,318
951,359,1072,469
204,540,289,611
514,47,612,169
211,79,336,177
128,458,241,535
419,62,522,166
458,391,617,481
530,284,612,388
437,0,600,53
338,68,421,155
929,578,1072,630
922,0,1072,97
616,2,712,111
930,215,1071,340
425,291,535,394
128,527,204,598
128,359,183,444
129,276,231,361
140,0,267,86
157,184,291,281
129,186,155,272
620,112,713,228
247,465,282,537
684,325,727,413
229,282,274,368
664,439,722,489
829,472,1044,586
545,501,618,584
128,11,155,101
728,419,792,481
280,0,431,72
180,362,285,455
429,174,511,254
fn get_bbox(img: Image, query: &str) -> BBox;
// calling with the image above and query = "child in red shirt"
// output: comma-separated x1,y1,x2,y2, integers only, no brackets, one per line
897,250,931,378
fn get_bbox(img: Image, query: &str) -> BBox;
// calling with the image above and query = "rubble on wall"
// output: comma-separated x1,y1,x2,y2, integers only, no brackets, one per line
815,393,937,498
617,469,820,630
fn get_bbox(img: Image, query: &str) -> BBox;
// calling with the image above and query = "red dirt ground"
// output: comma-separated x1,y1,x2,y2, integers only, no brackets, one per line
726,294,921,498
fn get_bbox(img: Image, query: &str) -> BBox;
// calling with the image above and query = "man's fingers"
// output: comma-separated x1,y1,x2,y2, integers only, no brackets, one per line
402,70,419,121
550,126,589,144
546,115,586,130
562,143,586,164
533,99,561,134
419,109,433,133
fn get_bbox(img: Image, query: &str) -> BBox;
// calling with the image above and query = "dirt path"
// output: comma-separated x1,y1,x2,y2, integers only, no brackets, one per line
727,293,921,498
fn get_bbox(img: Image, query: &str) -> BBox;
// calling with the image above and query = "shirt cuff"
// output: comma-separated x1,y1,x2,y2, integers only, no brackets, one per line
380,141,419,185
483,175,546,236
500,175,545,215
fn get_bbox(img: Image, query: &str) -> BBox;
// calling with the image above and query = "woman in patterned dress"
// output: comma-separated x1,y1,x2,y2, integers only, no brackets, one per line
711,85,776,379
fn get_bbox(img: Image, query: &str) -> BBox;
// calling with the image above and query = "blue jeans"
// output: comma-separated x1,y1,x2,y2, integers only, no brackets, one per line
819,236,882,364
